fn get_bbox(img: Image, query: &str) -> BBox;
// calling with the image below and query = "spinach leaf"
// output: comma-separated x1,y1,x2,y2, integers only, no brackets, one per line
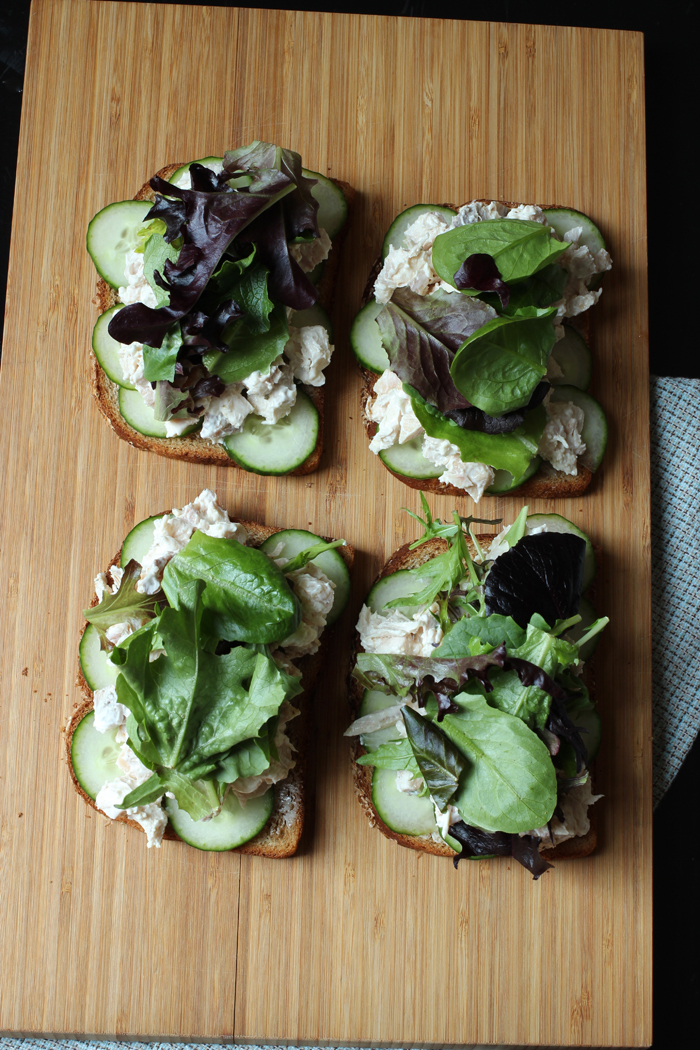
402,706,466,810
434,613,526,656
407,386,545,479
142,323,182,382
84,560,162,651
450,310,557,415
203,304,289,384
356,736,421,775
441,692,557,833
162,531,300,644
432,219,569,289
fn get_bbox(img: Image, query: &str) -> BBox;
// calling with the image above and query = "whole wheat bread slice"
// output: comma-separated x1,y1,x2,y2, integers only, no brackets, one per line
67,517,354,857
360,199,597,500
348,533,598,863
92,164,354,471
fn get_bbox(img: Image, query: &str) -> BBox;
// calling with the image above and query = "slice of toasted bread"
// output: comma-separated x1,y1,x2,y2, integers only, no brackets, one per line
348,533,598,864
360,199,596,499
91,164,354,471
68,518,354,857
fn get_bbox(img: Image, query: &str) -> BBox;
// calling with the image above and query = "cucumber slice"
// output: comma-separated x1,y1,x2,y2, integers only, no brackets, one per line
524,513,596,591
71,712,123,801
543,208,606,255
165,789,273,851
547,384,608,473
382,204,457,259
223,388,319,475
302,168,348,239
366,568,427,613
372,766,438,836
120,514,162,568
486,455,541,494
92,306,134,389
86,200,153,288
351,299,389,373
568,595,602,662
290,302,333,341
549,326,592,391
358,690,403,752
79,624,118,691
169,156,223,186
118,388,199,439
568,703,602,764
379,435,442,480
258,528,350,625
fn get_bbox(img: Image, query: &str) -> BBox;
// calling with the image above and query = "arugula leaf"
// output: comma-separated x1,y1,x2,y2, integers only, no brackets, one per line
84,560,162,651
449,310,557,415
203,304,289,384
407,386,545,478
432,219,569,289
281,538,346,574
142,323,182,382
356,737,421,776
162,531,300,644
402,706,466,810
441,692,557,833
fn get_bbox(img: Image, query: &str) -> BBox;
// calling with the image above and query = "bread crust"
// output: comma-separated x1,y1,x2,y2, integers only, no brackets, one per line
360,198,596,500
68,517,354,857
91,164,354,472
348,533,598,864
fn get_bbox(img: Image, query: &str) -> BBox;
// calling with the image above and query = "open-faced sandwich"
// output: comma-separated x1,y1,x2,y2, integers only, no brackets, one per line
346,497,607,878
67,490,352,855
351,200,611,500
86,142,352,474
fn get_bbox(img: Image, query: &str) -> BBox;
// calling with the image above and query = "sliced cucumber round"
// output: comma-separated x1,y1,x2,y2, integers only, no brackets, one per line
71,711,122,801
86,199,153,288
382,204,457,259
486,455,541,494
358,690,403,752
290,302,333,341
118,388,199,439
549,326,592,391
543,208,606,255
92,306,134,389
568,595,602,662
547,384,608,473
79,624,118,691
258,528,350,625
165,788,273,851
120,514,162,568
223,387,319,475
366,568,426,613
302,168,348,239
351,299,389,373
525,513,596,591
372,766,438,836
169,156,224,186
379,435,441,480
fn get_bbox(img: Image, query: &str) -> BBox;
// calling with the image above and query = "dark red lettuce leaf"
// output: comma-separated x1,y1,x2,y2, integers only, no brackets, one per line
391,286,496,352
236,200,317,311
450,821,553,879
223,141,320,240
108,169,293,348
180,302,246,354
484,533,586,628
546,694,589,772
453,252,511,309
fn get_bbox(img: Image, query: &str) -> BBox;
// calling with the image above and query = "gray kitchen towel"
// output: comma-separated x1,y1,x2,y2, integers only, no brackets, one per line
3,376,698,1049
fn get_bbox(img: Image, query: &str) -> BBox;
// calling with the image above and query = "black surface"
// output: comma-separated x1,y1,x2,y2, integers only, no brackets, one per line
0,1,697,1046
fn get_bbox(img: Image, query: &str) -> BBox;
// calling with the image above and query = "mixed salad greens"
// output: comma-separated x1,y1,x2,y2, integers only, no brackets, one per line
348,497,608,877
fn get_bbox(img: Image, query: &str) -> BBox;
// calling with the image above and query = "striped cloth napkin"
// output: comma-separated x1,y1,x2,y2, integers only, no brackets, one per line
3,375,698,1050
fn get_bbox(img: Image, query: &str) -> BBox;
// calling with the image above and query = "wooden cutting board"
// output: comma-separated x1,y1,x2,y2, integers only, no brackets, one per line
0,1,651,1044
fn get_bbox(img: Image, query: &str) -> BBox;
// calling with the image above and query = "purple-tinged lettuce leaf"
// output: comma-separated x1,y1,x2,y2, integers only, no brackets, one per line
510,834,554,878
391,286,496,353
224,141,320,240
237,200,317,311
484,533,586,628
180,301,246,354
449,820,553,879
454,252,510,309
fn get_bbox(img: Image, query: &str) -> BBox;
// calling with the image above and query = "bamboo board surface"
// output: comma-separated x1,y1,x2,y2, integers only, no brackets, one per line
0,1,651,1045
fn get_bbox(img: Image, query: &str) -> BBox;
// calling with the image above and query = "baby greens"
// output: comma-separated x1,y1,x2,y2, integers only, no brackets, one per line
431,219,568,290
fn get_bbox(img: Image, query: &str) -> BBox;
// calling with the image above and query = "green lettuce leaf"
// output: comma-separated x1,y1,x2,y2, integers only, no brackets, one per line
142,323,182,382
143,231,182,307
83,560,162,651
162,531,300,644
449,311,557,415
356,736,421,776
434,613,526,656
432,219,569,289
441,692,557,833
203,304,289,384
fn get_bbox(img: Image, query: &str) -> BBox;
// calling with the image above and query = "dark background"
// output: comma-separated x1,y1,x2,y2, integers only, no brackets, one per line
1,1,697,1045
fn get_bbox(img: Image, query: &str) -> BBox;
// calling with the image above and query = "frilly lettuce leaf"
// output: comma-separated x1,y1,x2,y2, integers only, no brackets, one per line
83,560,162,651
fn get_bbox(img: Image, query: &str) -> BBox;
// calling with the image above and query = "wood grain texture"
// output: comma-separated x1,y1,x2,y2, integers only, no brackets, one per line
0,1,650,1045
